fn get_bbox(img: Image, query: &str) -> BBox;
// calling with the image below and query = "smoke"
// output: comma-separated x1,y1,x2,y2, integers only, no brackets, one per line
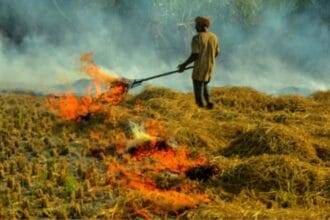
0,0,329,94
217,6,330,93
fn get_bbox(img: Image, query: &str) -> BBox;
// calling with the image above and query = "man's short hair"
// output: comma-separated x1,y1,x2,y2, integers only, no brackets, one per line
195,16,211,28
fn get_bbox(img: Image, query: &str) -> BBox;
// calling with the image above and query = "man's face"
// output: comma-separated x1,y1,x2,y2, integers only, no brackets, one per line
195,23,208,33
195,24,202,32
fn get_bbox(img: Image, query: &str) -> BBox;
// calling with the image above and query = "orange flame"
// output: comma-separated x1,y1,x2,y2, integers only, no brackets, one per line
46,53,129,121
107,122,210,214
135,146,207,173
134,209,152,220
80,52,119,84
98,81,128,105
46,53,211,216
46,93,99,121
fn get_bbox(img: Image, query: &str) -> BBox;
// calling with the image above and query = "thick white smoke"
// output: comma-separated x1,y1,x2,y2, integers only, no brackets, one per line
0,0,329,94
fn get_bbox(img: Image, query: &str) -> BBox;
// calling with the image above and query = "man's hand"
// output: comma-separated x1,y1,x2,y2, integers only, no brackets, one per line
177,63,186,73
178,53,198,73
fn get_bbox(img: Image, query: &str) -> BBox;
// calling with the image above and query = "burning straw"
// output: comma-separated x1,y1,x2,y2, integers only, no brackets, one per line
46,53,129,121
44,53,214,217
107,122,211,216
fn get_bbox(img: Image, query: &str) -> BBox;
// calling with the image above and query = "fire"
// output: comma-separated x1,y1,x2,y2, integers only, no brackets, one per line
45,53,212,217
52,93,80,120
107,121,210,215
46,53,129,121
80,52,119,84
46,93,98,121
98,81,128,105
135,146,207,173
134,209,152,220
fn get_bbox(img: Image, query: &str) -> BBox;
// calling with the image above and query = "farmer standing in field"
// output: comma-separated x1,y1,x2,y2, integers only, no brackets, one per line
178,16,220,109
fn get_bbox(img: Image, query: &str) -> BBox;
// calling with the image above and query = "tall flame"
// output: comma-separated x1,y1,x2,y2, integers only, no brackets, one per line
80,52,119,85
46,53,129,121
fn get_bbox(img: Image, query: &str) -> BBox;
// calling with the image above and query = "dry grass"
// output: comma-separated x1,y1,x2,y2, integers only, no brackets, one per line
219,155,328,198
222,124,319,161
0,86,329,219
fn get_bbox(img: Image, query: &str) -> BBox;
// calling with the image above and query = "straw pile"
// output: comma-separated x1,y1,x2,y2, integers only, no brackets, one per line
0,86,329,219
219,155,328,195
223,124,319,161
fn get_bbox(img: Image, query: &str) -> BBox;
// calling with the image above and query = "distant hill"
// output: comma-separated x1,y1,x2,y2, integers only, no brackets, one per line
0,79,104,96
52,79,320,96
274,86,314,96
52,78,93,95
0,79,324,97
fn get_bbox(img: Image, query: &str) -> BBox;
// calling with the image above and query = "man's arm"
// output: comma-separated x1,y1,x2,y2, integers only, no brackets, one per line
178,35,199,72
215,38,220,58
177,53,199,72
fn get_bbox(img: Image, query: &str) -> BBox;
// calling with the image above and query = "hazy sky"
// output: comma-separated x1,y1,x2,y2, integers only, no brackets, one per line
0,0,329,93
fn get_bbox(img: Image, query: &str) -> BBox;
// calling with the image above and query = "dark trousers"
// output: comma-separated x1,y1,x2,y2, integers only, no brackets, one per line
193,79,210,107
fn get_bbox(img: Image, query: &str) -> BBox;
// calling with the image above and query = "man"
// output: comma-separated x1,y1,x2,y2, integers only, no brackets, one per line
178,16,220,109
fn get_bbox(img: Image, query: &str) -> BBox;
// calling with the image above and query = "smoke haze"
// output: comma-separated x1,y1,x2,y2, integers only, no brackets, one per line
0,0,329,94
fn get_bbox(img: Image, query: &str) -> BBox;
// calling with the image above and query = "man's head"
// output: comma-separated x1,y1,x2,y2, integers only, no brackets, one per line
195,16,210,32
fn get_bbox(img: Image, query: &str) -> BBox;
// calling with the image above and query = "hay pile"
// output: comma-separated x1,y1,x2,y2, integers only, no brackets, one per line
312,90,330,104
219,155,328,196
0,86,329,219
222,124,318,161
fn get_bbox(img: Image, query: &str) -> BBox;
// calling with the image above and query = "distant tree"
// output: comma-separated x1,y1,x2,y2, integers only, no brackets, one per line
294,0,314,12
231,0,262,26
313,0,330,24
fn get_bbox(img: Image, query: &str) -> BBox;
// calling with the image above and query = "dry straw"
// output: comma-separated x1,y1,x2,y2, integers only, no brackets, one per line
0,87,329,218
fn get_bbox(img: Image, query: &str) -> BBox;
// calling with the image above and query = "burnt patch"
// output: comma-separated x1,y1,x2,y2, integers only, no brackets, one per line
79,113,92,122
186,165,219,181
89,145,116,159
127,138,171,157
315,145,330,162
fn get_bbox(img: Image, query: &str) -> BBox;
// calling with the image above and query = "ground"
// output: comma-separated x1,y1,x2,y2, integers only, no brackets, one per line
0,86,329,219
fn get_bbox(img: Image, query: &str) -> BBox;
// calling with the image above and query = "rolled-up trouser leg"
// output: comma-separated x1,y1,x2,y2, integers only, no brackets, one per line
193,80,204,107
203,80,210,104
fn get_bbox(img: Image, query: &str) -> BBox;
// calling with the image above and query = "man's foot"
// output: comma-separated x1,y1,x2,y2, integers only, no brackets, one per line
206,102,214,110
196,102,204,108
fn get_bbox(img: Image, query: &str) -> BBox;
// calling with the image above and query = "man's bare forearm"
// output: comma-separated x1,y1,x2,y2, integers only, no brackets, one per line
177,53,198,72
182,53,199,66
